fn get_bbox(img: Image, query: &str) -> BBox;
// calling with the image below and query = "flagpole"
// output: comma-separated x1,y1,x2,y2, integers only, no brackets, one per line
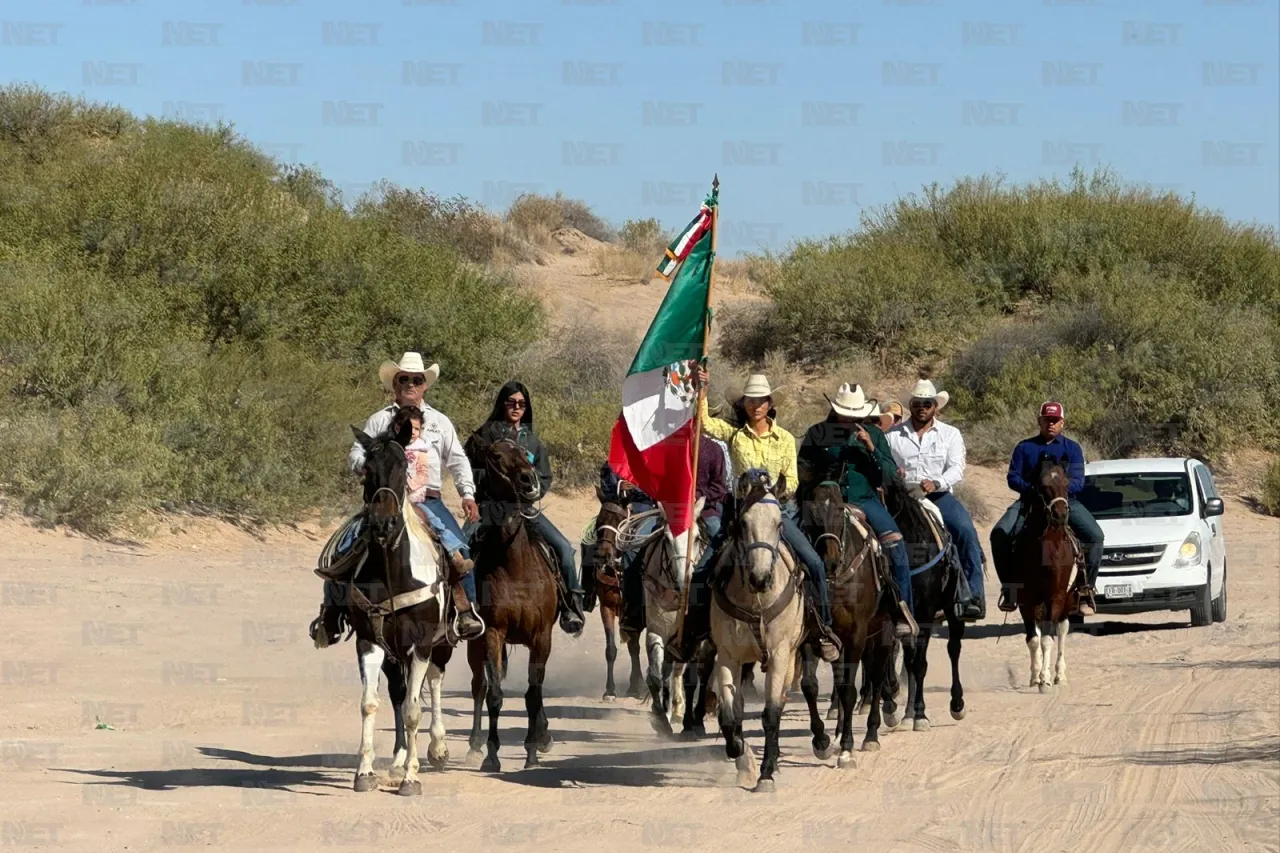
674,174,719,654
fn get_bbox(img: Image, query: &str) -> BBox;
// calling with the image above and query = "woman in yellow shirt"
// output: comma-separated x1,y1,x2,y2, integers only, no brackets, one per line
693,366,840,664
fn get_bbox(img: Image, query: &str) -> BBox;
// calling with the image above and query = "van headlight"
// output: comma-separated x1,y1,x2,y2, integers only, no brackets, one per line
1174,532,1202,567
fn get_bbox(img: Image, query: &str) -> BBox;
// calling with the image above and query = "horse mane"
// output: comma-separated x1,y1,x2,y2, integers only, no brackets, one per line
881,476,933,546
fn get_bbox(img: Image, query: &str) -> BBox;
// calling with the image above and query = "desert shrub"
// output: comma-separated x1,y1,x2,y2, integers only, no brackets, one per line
591,246,651,282
618,217,667,255
354,182,500,264
714,300,786,364
505,191,614,245
952,483,991,525
1261,458,1280,517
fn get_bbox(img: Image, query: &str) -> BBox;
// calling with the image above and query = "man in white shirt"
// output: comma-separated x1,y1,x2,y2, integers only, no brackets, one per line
885,380,986,622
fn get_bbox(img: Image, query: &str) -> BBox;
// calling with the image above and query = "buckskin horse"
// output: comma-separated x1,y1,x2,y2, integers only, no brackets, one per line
711,469,809,792
1013,457,1080,692
801,481,895,766
340,426,455,796
587,492,645,702
882,476,967,732
464,436,561,772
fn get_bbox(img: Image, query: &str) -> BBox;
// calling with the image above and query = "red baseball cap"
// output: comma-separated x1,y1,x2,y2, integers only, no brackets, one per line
1040,401,1065,420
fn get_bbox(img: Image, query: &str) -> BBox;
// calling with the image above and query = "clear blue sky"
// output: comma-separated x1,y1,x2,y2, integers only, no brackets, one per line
4,0,1277,257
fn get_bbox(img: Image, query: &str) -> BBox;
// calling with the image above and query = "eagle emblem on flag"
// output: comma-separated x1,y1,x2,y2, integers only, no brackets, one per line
663,360,699,407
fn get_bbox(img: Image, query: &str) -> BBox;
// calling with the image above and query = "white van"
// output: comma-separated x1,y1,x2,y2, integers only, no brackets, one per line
1076,457,1227,626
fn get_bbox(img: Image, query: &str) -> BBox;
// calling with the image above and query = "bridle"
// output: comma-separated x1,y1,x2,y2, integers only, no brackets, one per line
594,500,629,580
483,438,542,521
731,493,784,587
1038,466,1070,529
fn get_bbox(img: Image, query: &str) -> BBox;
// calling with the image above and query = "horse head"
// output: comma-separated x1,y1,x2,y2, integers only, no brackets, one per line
660,496,706,589
733,468,786,594
475,436,541,505
350,425,407,546
809,481,846,570
1036,456,1070,527
593,495,629,575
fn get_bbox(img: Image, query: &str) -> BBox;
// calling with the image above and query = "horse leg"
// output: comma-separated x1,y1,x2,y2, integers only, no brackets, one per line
755,642,794,793
1023,610,1041,689
680,660,698,735
715,652,756,788
686,643,714,738
465,638,486,765
645,631,674,736
602,604,619,701
881,637,902,729
799,644,834,761
1038,619,1055,694
670,659,687,727
382,658,408,785
1054,617,1069,685
395,653,430,796
625,630,645,699
425,646,450,770
946,614,966,721
863,637,887,753
834,649,857,768
826,661,839,720
741,662,759,702
524,633,553,768
903,623,931,731
353,643,385,792
482,635,506,773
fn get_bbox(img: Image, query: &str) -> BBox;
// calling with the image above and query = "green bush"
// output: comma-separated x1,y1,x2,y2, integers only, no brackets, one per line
1261,458,1280,517
618,218,668,255
354,182,500,264
505,191,615,244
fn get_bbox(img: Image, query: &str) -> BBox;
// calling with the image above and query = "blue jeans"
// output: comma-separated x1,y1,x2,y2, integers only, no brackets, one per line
529,513,583,594
417,499,476,603
781,503,832,628
990,498,1104,587
852,497,913,614
926,492,985,603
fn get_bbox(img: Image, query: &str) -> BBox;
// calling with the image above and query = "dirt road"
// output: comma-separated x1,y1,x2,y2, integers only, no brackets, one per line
2,466,1277,852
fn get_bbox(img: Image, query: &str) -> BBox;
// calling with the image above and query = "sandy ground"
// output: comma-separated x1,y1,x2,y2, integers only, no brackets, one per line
2,463,1277,853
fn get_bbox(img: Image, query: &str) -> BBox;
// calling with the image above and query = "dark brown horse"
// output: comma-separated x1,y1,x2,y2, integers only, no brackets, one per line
464,436,560,772
800,482,895,767
588,494,645,702
342,426,454,796
1013,457,1080,692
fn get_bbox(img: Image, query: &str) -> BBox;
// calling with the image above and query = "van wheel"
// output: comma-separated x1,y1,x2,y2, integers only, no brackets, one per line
1189,575,1212,628
1211,562,1227,624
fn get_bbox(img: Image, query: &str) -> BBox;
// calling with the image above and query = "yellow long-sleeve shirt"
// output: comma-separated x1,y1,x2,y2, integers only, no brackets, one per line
697,396,799,497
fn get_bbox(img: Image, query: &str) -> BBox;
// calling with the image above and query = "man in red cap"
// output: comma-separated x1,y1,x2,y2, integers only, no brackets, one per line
988,401,1104,615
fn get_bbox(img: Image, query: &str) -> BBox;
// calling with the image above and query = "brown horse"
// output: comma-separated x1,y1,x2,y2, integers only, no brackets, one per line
800,482,895,766
464,436,560,771
588,495,645,702
1013,457,1080,692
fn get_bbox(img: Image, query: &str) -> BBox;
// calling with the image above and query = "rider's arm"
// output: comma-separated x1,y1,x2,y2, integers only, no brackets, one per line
778,435,800,500
529,432,553,499
439,417,476,499
1006,441,1031,494
696,396,735,442
936,428,966,492
1065,440,1086,495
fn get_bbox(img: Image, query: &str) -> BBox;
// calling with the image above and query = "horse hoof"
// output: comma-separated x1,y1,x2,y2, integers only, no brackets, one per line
602,693,617,703
480,757,502,774
464,749,484,767
837,751,856,769
387,765,406,784
861,740,880,752
396,779,422,797
753,779,776,794
826,706,838,721
648,714,675,738
913,718,930,732
680,726,705,741
1038,682,1049,694
950,708,966,722
524,753,539,770
814,741,836,761
427,749,448,770
883,712,901,729
352,774,378,793
537,735,554,755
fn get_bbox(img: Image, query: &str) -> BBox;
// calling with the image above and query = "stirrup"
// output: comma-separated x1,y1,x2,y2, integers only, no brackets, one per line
897,601,919,638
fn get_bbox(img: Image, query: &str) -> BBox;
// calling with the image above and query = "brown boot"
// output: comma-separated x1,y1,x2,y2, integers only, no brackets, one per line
1076,585,1096,617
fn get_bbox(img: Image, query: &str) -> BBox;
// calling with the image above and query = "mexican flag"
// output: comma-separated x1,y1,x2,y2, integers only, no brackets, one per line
608,188,717,537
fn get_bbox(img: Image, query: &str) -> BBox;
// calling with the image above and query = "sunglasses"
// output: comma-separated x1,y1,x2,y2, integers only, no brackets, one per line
396,375,425,387
909,399,936,408
505,399,527,409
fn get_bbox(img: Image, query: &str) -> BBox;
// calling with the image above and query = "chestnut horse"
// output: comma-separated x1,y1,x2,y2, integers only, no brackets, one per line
1013,457,1080,692
464,436,560,772
587,495,645,702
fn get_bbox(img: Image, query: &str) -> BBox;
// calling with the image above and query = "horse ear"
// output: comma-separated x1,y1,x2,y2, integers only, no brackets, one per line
693,495,706,518
774,473,787,498
351,425,373,449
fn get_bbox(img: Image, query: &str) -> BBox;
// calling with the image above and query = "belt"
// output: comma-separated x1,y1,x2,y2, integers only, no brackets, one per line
419,489,442,501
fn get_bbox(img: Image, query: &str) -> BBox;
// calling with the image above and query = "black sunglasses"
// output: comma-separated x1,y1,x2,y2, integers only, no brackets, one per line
396,375,425,387
505,399,527,409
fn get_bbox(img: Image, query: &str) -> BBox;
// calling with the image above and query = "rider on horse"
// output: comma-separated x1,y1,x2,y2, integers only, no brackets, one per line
463,381,586,637
310,351,485,647
692,366,842,664
884,379,987,622
798,383,918,640
989,401,1104,616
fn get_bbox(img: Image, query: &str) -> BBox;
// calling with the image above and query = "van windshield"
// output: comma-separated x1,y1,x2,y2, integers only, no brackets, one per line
1078,473,1193,519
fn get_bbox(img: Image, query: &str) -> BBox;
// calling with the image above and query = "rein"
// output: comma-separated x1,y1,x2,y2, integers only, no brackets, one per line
714,494,799,669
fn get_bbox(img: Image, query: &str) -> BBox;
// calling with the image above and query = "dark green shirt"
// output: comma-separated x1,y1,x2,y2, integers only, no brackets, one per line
798,418,898,506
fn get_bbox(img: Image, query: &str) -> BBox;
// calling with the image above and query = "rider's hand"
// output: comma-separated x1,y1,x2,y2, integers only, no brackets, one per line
694,365,709,392
462,497,480,523
922,479,937,494
854,425,875,451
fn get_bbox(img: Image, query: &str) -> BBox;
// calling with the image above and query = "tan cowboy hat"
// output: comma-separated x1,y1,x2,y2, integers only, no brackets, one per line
828,383,879,418
379,351,440,392
909,379,949,412
880,400,905,422
725,373,782,406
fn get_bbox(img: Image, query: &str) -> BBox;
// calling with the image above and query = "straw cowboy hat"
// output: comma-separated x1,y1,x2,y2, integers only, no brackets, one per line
827,383,879,419
880,400,905,424
909,379,949,412
379,351,440,392
724,373,782,406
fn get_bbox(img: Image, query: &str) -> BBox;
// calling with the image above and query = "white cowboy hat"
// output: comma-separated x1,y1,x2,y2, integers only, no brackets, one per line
379,351,440,392
828,383,879,418
909,379,949,412
725,373,782,406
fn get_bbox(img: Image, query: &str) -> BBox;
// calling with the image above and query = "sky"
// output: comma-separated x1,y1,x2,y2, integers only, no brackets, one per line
2,0,1277,257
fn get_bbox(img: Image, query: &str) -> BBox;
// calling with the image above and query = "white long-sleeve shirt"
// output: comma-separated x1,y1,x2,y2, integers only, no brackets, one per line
348,403,476,499
885,418,966,492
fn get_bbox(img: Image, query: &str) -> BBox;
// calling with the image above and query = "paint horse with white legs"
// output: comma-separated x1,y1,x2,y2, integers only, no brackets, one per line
640,498,720,738
1011,457,1080,692
338,426,455,796
585,491,646,702
711,469,811,792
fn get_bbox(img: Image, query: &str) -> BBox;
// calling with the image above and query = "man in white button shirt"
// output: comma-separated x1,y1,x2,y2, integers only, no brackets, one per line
885,380,986,622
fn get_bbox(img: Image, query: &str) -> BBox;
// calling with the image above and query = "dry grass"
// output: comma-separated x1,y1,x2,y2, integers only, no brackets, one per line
505,191,615,245
953,482,992,524
591,246,654,283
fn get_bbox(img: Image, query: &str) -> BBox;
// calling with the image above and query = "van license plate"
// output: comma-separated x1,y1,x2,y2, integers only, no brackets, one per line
1104,584,1133,599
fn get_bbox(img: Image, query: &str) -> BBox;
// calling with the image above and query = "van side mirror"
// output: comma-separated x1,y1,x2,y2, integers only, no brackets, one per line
1203,497,1225,517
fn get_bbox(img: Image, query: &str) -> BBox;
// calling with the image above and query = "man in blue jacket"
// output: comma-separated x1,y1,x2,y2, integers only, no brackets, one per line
989,402,1104,616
